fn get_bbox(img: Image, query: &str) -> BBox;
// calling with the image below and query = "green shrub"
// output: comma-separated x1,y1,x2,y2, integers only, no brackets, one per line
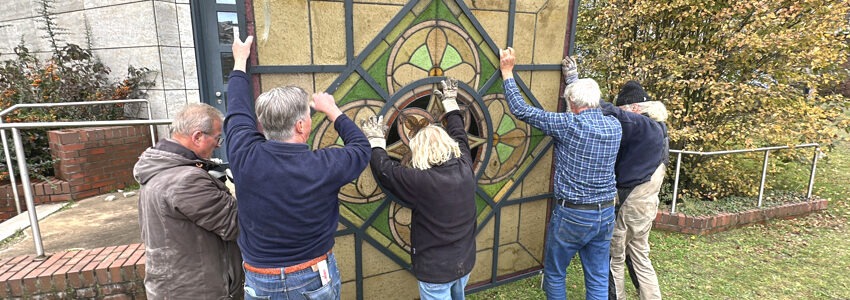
0,43,155,182
576,0,850,200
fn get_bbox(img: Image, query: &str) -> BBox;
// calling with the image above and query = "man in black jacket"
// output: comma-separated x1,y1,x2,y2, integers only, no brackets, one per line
361,78,476,300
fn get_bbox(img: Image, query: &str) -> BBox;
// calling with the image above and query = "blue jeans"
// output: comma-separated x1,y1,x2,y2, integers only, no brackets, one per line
543,204,615,300
243,253,341,300
418,273,470,300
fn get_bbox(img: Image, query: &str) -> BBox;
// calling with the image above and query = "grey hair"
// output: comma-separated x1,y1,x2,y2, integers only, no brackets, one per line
255,86,310,141
170,103,223,136
564,78,601,109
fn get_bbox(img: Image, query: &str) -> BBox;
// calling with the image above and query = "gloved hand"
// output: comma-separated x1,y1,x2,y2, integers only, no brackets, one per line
208,162,229,183
433,78,460,112
360,115,388,149
562,56,579,86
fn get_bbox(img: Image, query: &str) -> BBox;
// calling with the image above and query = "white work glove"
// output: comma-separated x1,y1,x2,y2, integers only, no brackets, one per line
562,56,579,86
433,78,460,112
360,115,388,149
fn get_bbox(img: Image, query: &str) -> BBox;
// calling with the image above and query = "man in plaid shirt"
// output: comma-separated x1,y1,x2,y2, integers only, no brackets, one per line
500,47,621,300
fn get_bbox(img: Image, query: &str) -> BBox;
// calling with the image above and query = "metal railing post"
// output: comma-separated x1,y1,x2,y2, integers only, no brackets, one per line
0,129,22,214
12,128,45,259
671,152,683,214
806,147,819,199
757,150,770,207
0,119,172,257
0,99,156,213
146,102,156,146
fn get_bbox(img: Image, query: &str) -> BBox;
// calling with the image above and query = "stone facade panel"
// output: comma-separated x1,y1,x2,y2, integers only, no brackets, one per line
91,47,163,85
85,2,158,48
160,46,186,89
164,90,188,117
176,2,194,48
181,47,199,90
154,1,181,47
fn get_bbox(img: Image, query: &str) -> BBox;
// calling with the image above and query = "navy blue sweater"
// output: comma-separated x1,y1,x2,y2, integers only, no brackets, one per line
600,102,668,189
225,71,370,268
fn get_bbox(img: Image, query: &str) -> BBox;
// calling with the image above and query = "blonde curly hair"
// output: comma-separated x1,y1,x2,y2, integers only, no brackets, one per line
408,125,461,170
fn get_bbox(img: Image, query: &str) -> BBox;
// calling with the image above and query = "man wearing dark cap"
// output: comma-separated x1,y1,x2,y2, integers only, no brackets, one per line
604,79,668,300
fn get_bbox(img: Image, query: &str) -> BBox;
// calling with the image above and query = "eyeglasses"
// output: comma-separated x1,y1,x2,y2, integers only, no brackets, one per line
203,132,223,146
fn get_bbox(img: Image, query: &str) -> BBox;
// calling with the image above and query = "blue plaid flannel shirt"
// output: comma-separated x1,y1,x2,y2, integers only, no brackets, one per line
503,78,621,204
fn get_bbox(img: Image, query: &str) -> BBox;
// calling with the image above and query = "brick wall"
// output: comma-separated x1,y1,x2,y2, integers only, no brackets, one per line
0,178,71,222
48,125,152,200
653,199,829,235
0,244,146,299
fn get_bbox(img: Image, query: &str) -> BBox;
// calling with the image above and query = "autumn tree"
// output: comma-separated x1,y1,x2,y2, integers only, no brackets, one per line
575,0,849,199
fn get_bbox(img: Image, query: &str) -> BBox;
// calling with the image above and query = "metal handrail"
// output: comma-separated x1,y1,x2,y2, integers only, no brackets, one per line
0,119,172,259
0,99,155,216
668,143,820,213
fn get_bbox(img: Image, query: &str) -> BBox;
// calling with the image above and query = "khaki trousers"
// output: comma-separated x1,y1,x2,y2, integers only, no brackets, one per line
610,164,665,300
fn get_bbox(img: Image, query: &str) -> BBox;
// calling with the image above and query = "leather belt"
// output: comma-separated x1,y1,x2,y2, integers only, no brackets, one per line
558,199,615,210
243,252,329,275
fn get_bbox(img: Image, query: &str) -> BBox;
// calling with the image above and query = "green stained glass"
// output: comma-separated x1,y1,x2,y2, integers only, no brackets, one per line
435,0,462,27
478,51,496,90
441,45,462,70
344,200,385,222
413,0,438,24
496,143,515,164
371,204,391,236
367,51,391,93
496,115,515,135
528,127,544,155
410,45,433,70
475,194,488,216
336,136,343,146
485,76,504,95
340,79,382,105
480,180,508,198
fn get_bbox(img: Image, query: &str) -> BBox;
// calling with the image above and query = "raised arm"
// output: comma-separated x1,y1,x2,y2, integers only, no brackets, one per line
499,47,575,137
224,28,263,171
434,78,471,165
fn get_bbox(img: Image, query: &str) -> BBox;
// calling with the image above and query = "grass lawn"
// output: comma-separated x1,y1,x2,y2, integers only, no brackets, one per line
468,141,850,299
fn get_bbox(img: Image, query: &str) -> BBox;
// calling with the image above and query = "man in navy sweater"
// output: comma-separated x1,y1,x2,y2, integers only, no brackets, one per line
224,28,371,299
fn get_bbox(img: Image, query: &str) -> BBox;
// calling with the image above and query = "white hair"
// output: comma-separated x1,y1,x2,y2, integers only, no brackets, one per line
564,78,601,109
408,125,461,170
170,103,223,136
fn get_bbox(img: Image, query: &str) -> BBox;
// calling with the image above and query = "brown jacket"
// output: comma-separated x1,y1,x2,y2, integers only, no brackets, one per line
134,139,241,299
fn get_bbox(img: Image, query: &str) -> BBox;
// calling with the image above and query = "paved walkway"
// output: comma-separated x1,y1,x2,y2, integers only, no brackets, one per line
0,192,141,259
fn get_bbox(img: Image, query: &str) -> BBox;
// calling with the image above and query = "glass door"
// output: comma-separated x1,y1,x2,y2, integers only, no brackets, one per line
193,0,246,162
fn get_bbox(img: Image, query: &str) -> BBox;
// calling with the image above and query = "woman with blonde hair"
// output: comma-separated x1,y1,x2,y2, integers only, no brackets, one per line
361,78,477,300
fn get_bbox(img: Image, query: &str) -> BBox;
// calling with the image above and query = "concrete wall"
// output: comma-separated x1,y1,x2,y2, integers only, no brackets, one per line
0,0,200,139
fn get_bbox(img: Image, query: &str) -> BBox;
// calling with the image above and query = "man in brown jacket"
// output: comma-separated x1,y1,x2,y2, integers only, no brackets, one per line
134,103,241,299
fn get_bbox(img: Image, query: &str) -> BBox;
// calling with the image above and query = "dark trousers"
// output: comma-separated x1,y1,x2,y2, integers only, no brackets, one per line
609,255,640,299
